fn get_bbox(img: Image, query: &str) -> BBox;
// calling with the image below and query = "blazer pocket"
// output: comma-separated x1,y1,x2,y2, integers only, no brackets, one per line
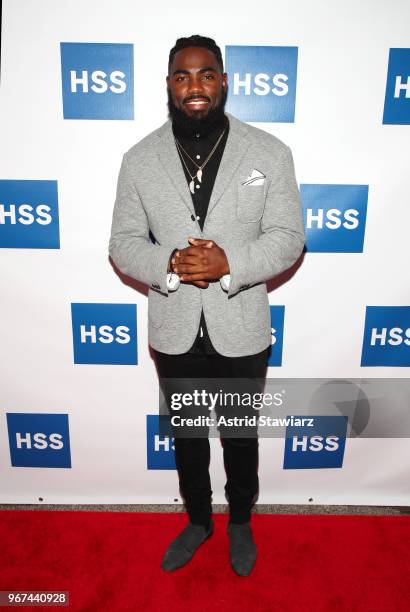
236,183,266,223
240,288,271,332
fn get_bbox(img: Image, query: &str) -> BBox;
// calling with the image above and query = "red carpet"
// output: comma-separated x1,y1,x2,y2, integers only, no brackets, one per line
1,511,410,611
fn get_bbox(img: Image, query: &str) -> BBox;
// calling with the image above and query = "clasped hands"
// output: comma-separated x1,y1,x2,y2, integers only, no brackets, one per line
169,238,229,289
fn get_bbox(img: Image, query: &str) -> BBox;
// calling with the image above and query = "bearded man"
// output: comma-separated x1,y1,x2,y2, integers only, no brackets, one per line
109,34,304,575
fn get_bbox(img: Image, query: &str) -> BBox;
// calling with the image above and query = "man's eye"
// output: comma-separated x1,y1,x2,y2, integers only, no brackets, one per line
203,74,214,80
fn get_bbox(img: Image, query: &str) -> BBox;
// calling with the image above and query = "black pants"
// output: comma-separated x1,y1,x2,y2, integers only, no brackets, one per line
153,346,269,526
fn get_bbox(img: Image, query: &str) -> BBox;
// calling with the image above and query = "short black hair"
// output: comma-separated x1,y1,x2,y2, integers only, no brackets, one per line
168,35,224,74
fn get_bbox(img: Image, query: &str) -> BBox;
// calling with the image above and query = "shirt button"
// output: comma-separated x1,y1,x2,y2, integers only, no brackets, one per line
196,154,201,159
196,184,200,189
195,133,200,138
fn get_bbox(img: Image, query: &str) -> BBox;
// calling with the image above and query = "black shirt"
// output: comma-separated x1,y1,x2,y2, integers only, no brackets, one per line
172,114,229,354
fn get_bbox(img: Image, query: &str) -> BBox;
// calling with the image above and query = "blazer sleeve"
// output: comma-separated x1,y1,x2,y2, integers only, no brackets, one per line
223,145,305,297
109,153,174,295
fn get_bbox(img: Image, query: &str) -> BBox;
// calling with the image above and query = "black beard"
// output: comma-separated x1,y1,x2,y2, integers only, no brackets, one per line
167,87,228,135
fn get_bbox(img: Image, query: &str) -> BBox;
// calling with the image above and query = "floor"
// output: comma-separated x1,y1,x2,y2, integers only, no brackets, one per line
1,503,409,515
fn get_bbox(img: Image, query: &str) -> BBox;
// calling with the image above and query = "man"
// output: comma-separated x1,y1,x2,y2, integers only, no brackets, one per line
109,35,304,576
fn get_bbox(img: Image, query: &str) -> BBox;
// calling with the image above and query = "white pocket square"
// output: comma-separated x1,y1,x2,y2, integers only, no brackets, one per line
241,169,266,186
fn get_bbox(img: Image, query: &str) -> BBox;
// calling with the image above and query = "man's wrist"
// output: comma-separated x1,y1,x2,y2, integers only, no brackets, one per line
222,250,230,276
166,248,180,291
168,248,179,273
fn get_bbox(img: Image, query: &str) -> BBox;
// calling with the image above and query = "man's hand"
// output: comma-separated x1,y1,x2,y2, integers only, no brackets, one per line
171,239,212,288
172,238,230,288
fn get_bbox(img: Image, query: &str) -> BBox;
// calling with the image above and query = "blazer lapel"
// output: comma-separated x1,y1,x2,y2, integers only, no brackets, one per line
156,120,195,215
206,112,251,217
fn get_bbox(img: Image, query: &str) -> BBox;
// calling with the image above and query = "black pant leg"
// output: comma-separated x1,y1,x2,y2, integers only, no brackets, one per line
208,348,269,524
153,349,213,527
222,437,259,523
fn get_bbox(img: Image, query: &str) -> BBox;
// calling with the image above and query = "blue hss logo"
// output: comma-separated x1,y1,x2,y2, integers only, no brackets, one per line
60,42,134,120
268,305,285,367
0,180,59,249
300,184,368,253
7,413,71,468
225,45,298,122
71,303,137,365
283,416,348,469
146,415,176,470
383,48,410,125
361,306,410,366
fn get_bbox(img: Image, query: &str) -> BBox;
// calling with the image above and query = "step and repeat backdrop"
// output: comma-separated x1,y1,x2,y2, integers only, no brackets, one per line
1,0,409,505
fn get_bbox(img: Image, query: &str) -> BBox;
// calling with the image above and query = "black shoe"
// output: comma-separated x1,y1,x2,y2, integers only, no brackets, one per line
161,521,213,572
228,522,257,576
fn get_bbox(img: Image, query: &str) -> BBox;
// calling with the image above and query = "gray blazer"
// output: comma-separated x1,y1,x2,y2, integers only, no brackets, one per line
109,112,305,357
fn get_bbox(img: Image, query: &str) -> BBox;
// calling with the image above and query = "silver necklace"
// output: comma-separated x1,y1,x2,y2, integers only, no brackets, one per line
174,127,227,194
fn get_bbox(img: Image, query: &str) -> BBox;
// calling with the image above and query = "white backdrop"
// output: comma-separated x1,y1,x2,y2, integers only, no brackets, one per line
1,0,409,505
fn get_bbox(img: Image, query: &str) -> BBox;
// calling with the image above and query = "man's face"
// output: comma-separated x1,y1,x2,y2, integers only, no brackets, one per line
167,46,228,120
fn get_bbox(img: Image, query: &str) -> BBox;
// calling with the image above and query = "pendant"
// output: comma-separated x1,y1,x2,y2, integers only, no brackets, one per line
189,179,195,194
196,169,202,183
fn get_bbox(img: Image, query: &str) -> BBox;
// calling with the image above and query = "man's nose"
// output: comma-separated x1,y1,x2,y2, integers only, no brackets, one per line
187,74,206,96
